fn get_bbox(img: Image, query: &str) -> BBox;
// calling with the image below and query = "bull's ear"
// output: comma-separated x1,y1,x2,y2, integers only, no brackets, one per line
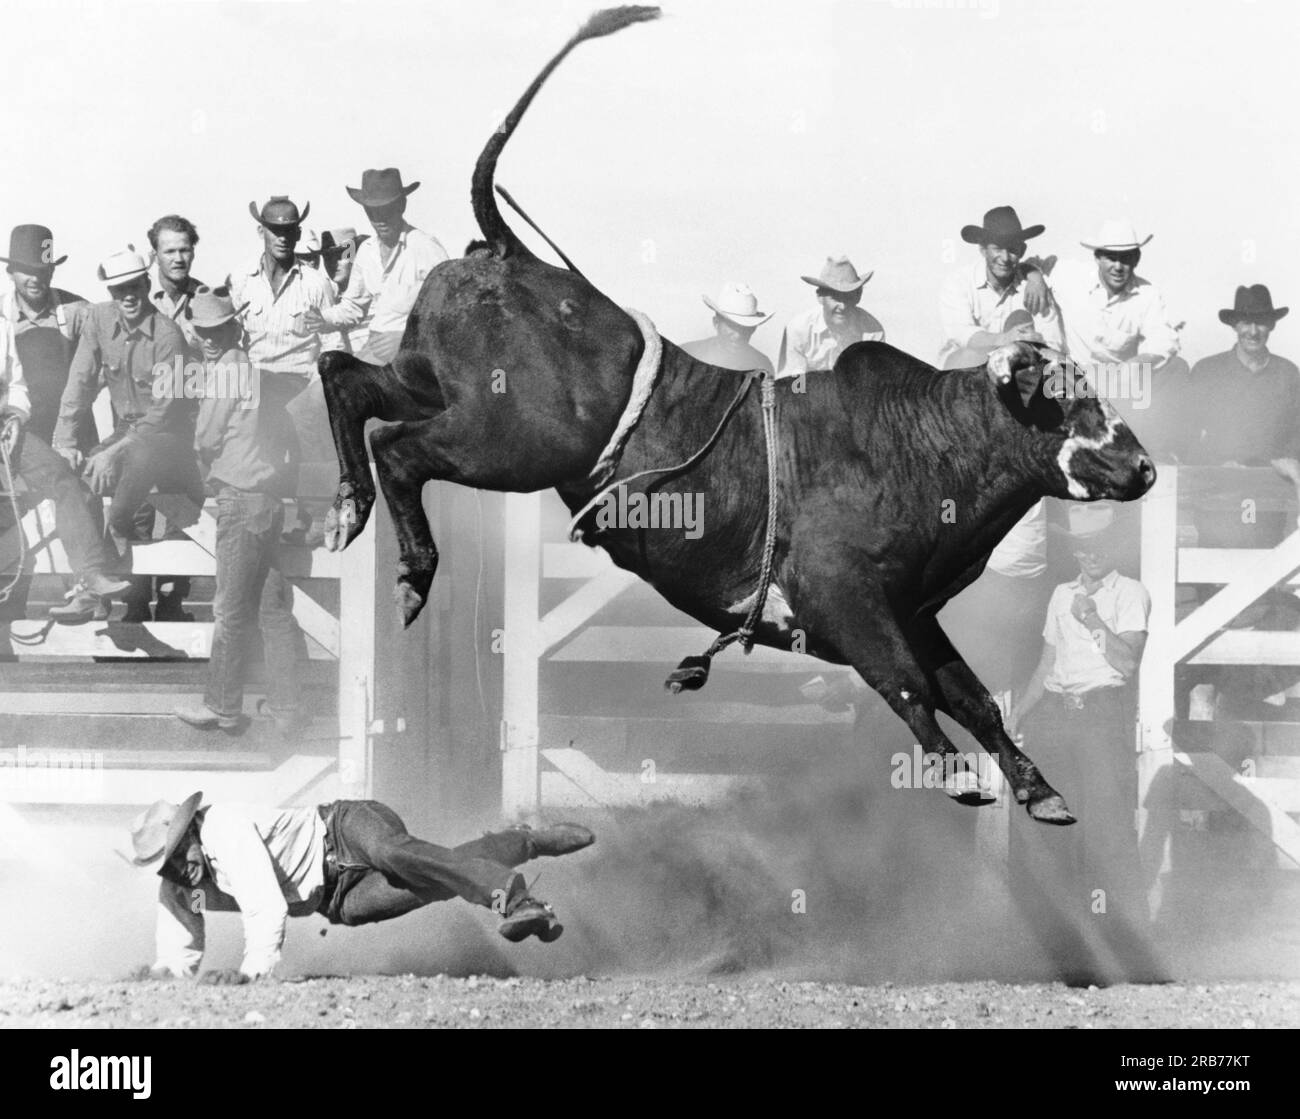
987,342,1045,409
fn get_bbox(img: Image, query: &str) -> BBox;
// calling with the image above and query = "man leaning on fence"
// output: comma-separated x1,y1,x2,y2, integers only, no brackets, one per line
54,247,204,622
172,287,306,735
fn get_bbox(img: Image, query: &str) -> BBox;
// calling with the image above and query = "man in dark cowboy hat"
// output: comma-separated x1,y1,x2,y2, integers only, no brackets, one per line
231,196,342,544
0,224,114,622
129,792,594,981
304,168,448,365
938,205,1064,369
777,254,884,378
1174,284,1299,467
0,316,131,621
172,287,306,735
681,281,774,373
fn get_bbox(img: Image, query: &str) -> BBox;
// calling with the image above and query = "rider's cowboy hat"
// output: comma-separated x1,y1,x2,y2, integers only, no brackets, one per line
128,791,204,873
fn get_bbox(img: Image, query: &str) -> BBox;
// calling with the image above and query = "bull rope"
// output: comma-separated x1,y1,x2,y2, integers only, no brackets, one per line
562,309,781,694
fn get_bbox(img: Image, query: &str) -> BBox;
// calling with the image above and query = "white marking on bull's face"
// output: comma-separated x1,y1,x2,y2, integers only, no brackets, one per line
1057,408,1124,499
727,583,794,631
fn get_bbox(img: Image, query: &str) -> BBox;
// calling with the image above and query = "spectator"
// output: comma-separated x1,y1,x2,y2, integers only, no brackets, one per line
148,215,204,349
681,282,774,373
1176,284,1298,467
173,287,306,734
55,247,202,623
1,224,93,448
938,205,1063,369
320,228,359,297
777,255,884,378
0,316,131,622
230,196,341,542
1006,513,1161,981
306,168,448,365
293,228,322,272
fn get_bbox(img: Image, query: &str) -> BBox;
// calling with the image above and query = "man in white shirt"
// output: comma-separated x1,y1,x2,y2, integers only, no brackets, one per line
777,255,885,378
938,205,1064,369
1006,517,1161,982
306,168,449,366
129,792,595,982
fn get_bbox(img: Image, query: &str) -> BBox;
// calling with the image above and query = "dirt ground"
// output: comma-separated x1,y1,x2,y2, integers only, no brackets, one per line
3,974,1297,1029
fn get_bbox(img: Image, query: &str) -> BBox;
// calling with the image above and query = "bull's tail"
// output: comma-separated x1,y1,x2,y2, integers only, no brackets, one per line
470,5,661,259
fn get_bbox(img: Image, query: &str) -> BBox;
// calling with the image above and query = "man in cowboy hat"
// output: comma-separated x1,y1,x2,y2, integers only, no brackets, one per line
54,246,204,622
304,168,448,365
681,282,774,373
0,316,131,622
293,228,322,270
1006,508,1162,983
1174,285,1299,467
229,196,342,382
320,227,360,297
1024,219,1181,376
1,225,94,449
171,286,306,735
938,205,1064,369
777,255,884,379
148,214,205,349
0,223,102,622
129,791,595,981
231,197,343,544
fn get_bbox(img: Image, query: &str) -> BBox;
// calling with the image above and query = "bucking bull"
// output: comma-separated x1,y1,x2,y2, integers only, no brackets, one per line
317,6,1156,825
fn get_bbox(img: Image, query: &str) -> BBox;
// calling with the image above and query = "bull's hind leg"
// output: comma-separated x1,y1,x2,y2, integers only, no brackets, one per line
906,614,1074,825
369,421,443,627
318,350,444,554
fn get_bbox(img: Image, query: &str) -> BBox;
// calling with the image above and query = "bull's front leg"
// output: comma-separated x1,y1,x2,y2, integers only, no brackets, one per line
369,420,444,628
318,352,383,552
816,593,997,806
906,614,1074,825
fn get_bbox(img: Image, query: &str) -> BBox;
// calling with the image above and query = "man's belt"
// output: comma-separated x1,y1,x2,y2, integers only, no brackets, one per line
1054,686,1127,711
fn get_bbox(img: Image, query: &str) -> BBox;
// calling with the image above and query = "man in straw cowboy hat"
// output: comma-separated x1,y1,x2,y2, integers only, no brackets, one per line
171,286,307,736
54,245,203,623
938,205,1064,370
1025,218,1179,368
681,281,774,373
1004,506,1164,982
777,254,885,379
128,791,595,982
304,168,448,365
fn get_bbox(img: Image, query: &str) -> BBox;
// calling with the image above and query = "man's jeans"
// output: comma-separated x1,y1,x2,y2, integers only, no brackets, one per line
205,488,304,719
12,431,116,579
101,430,205,542
320,801,530,927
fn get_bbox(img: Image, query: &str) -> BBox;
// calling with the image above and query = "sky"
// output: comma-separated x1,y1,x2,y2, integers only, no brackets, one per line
2,0,1296,365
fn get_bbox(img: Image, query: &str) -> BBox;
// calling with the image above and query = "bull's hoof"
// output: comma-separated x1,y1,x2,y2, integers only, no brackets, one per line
324,497,365,552
943,770,997,806
1026,793,1076,825
393,564,434,628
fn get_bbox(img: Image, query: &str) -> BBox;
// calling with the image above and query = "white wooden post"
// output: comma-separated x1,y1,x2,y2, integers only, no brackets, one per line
501,492,542,819
1138,465,1179,903
337,484,377,799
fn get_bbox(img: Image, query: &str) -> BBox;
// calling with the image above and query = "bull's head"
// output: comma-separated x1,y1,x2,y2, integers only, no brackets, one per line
987,342,1156,502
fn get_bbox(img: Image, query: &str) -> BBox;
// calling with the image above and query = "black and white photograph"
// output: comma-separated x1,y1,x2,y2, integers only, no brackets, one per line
1,0,1297,1055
